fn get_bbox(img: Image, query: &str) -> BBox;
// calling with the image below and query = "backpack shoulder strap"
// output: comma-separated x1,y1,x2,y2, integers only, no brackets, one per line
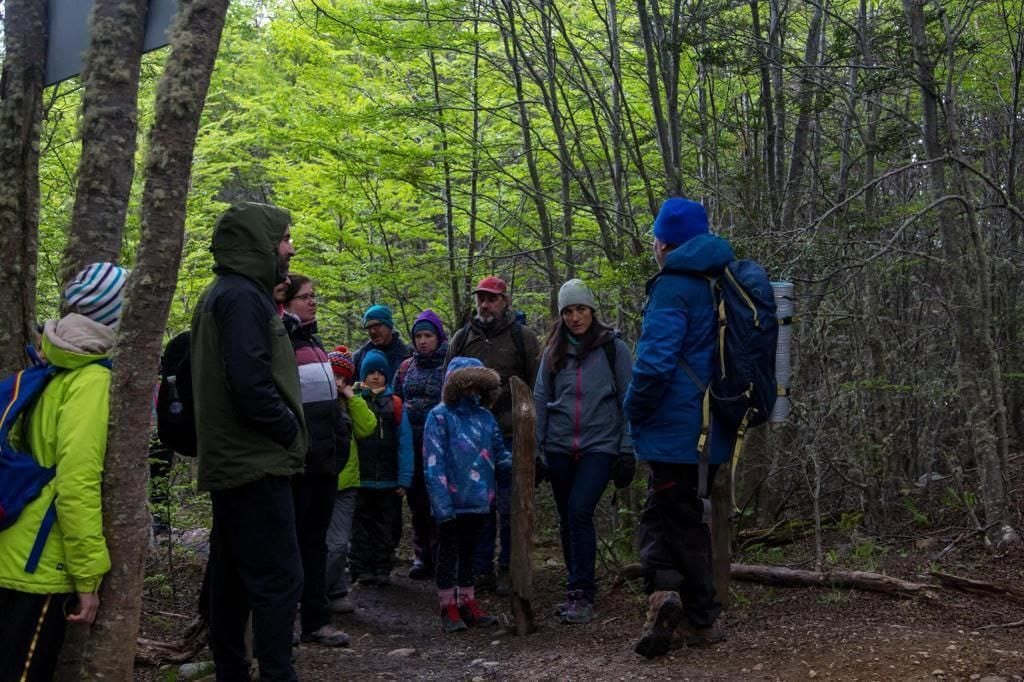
392,395,403,426
396,357,412,388
510,322,527,373
602,339,619,400
452,323,472,357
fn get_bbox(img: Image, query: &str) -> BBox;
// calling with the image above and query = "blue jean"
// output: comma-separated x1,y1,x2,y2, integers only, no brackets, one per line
473,476,511,574
546,451,614,603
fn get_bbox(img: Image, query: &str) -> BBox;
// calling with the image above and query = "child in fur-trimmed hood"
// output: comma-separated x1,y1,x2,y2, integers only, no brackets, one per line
423,357,511,633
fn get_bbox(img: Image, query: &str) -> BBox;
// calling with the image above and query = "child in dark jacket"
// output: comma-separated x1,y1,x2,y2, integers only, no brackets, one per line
349,349,414,585
424,357,512,633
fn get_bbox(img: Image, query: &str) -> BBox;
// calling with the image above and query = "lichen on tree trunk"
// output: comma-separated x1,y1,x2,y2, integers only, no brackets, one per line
76,1,232,678
0,0,47,376
60,0,149,287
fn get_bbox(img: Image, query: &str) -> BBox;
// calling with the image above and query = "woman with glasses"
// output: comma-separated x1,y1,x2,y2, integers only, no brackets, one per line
282,274,351,647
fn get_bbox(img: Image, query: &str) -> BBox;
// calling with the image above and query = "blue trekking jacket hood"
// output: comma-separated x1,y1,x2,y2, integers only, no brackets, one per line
623,233,739,465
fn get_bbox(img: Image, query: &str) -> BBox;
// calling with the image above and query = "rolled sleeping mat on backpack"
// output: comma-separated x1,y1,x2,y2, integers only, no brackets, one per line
770,281,794,423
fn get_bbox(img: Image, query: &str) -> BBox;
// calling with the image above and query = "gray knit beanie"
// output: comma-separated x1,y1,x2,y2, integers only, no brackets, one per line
558,279,596,313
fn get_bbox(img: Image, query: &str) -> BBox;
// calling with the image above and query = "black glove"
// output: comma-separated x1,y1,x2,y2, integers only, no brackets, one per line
611,453,636,489
534,455,549,488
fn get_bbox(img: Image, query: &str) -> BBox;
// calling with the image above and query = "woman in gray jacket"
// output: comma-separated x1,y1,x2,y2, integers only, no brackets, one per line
534,279,635,624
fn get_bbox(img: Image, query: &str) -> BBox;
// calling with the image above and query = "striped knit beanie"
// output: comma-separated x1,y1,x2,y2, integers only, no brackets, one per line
64,262,129,327
328,345,355,380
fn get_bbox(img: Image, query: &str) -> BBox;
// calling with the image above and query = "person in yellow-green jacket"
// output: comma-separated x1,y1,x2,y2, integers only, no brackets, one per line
0,262,127,682
324,346,377,614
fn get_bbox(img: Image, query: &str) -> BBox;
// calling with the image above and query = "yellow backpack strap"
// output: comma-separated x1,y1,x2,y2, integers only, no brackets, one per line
729,410,752,515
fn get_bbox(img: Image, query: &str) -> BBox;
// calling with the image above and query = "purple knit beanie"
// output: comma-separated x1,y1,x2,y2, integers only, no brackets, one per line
411,309,447,343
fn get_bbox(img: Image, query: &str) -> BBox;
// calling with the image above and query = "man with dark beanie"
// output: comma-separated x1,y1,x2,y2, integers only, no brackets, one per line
352,304,411,387
191,202,307,680
624,197,738,659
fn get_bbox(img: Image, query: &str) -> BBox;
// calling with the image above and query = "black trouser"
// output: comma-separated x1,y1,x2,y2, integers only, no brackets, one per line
292,472,337,635
351,487,399,578
406,430,436,568
209,475,303,682
435,514,487,590
0,588,75,682
638,462,721,629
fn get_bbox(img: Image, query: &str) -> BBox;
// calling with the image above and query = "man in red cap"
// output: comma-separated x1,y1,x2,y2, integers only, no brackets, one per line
446,276,540,596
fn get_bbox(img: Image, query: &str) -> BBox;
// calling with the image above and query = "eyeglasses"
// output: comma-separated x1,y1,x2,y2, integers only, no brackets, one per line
293,293,316,303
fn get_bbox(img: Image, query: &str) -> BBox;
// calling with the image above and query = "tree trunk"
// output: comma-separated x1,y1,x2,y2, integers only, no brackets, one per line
61,0,149,286
780,0,824,230
0,0,47,375
79,1,231,677
494,0,559,313
902,0,1016,547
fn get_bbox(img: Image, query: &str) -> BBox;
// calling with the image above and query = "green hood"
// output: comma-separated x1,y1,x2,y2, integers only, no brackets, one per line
211,202,291,293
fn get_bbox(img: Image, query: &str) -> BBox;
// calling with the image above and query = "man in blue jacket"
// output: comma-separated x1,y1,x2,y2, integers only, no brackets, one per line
623,197,737,659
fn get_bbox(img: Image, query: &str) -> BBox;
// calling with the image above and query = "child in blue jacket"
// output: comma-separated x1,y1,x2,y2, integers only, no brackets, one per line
424,357,511,633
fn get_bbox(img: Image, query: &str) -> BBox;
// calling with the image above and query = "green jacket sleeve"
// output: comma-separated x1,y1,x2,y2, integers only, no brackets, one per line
55,366,112,592
347,395,378,439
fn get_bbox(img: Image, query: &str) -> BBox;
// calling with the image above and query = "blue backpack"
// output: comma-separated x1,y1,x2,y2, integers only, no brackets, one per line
708,260,779,430
0,352,110,572
673,259,779,520
675,259,779,433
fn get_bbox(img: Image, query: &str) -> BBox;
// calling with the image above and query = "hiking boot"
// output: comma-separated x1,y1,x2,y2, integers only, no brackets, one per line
678,622,727,648
408,560,432,581
329,595,355,614
495,565,510,597
474,572,497,594
441,602,468,633
560,591,594,625
459,598,498,627
634,591,683,659
301,624,350,647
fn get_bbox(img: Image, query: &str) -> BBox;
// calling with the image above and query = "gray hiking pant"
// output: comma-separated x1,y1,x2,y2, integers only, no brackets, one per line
325,488,357,598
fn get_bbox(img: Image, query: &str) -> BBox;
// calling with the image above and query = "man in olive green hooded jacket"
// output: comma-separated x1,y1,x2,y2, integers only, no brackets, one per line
191,202,308,681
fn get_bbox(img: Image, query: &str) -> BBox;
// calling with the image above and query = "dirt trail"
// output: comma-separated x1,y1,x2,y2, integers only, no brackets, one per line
287,565,1024,681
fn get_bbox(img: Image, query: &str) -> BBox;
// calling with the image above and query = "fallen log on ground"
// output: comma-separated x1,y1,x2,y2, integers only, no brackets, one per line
731,564,938,598
614,562,937,599
134,616,207,666
929,570,1024,603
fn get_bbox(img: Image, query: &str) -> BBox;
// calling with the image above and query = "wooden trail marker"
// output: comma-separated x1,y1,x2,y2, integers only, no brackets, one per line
508,376,537,635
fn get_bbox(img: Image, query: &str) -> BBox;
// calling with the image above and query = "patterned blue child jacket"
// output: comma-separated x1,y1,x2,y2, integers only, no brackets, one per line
423,357,512,522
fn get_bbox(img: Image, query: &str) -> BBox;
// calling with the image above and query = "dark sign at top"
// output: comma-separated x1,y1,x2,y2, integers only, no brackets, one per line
45,0,179,86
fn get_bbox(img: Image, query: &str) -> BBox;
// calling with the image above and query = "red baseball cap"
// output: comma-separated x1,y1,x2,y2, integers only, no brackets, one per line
473,276,508,296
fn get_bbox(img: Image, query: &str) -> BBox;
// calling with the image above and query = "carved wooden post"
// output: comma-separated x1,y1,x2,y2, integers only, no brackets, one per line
711,467,732,609
509,377,537,635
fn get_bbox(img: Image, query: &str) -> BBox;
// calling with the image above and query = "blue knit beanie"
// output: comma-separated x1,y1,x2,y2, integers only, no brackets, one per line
652,198,708,246
362,304,394,330
359,349,390,381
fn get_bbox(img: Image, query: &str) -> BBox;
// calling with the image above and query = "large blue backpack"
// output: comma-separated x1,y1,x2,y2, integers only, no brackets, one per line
672,259,779,521
0,353,110,572
707,260,779,430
